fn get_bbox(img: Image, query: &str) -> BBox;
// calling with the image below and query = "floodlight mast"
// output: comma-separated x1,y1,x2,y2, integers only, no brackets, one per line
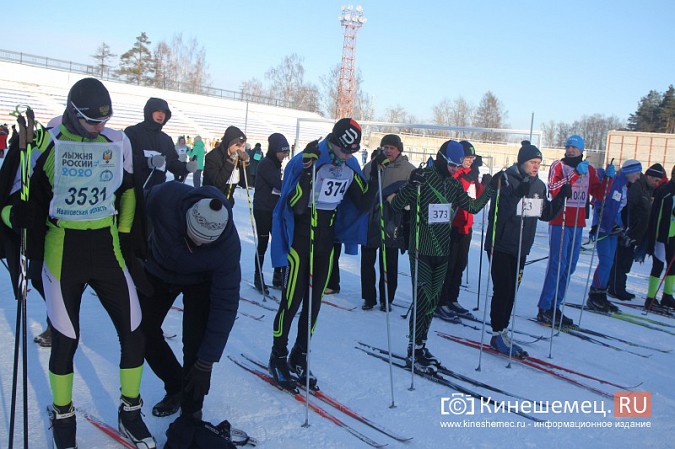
336,5,366,119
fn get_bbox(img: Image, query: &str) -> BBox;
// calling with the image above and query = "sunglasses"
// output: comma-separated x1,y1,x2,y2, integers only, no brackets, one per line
71,102,111,125
439,152,461,167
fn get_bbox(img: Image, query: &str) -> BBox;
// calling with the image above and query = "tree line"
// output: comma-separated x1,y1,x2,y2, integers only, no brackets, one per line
627,85,675,134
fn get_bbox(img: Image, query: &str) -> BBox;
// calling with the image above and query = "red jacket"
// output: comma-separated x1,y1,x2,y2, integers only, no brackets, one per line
547,160,609,227
451,167,485,234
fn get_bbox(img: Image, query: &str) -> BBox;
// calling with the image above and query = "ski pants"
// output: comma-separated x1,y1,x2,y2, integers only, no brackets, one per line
648,238,675,297
272,215,335,356
327,242,342,291
438,228,472,307
360,245,399,306
192,169,202,188
537,225,583,311
140,271,211,415
592,233,618,290
42,227,144,406
608,242,635,294
408,254,447,346
489,250,526,333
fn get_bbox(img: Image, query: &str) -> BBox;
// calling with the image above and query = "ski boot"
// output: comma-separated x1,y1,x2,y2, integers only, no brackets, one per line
645,297,669,313
661,293,675,309
406,343,438,374
253,274,269,295
490,330,528,359
537,308,573,327
447,301,475,319
49,402,77,449
361,301,376,311
587,288,611,313
434,305,461,323
272,268,284,290
268,350,298,392
152,392,181,417
289,346,318,390
118,395,157,448
34,326,52,347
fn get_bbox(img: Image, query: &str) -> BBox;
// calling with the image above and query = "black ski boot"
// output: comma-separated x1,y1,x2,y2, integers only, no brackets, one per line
253,274,269,295
118,395,157,448
34,326,52,347
661,293,675,309
289,346,318,390
268,350,297,392
272,268,284,289
49,402,77,449
405,343,438,374
152,392,181,417
587,288,610,312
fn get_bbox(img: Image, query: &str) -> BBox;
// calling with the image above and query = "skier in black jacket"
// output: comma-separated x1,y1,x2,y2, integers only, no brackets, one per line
252,133,289,292
484,141,570,357
203,126,249,206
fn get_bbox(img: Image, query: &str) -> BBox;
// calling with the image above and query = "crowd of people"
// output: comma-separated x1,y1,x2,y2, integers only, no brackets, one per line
1,77,674,448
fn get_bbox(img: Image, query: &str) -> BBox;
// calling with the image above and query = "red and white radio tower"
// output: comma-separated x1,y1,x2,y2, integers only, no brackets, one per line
336,5,367,119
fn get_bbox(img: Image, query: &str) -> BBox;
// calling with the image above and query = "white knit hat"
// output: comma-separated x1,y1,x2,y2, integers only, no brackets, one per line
186,199,229,245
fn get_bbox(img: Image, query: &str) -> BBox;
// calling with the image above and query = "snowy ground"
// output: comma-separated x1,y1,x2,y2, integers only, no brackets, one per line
1,177,674,448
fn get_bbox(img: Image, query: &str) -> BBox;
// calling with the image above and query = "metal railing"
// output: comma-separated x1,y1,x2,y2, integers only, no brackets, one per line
0,48,293,108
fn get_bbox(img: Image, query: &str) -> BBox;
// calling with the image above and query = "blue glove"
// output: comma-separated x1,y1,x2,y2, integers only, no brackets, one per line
576,160,589,175
605,163,616,178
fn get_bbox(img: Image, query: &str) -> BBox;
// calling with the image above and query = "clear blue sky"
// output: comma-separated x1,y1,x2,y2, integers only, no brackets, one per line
5,0,674,129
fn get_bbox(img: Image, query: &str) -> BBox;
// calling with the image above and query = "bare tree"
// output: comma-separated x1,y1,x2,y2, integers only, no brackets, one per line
472,91,508,141
320,64,372,120
381,105,415,133
541,120,557,148
153,41,173,89
152,34,210,93
91,42,116,79
240,78,267,102
432,96,474,137
265,54,320,112
118,32,154,85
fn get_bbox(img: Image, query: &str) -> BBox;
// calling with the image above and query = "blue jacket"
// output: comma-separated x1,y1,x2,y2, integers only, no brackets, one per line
593,172,627,234
271,139,368,267
145,181,241,363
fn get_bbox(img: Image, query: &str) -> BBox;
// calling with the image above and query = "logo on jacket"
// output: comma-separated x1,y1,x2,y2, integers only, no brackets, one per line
100,170,113,182
102,149,113,162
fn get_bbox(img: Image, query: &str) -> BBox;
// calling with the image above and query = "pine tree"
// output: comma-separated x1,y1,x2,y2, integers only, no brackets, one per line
90,42,116,79
118,32,154,85
657,85,675,134
627,90,662,132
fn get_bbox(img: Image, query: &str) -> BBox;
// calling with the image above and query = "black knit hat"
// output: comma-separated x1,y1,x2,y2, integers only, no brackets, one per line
380,134,403,152
517,140,542,165
222,126,246,149
268,133,290,153
328,118,361,153
459,140,478,157
67,78,112,121
645,163,666,179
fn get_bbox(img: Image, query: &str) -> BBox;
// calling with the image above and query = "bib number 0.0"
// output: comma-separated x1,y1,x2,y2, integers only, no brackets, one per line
64,187,107,206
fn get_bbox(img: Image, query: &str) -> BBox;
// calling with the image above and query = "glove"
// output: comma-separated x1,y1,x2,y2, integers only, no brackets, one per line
185,359,213,399
558,183,573,199
489,170,507,189
611,224,625,236
481,173,493,187
186,160,198,173
147,154,166,169
605,164,616,179
471,155,483,168
576,160,589,175
654,242,666,263
372,151,390,169
302,140,320,168
408,168,427,187
178,153,188,163
619,233,636,248
464,167,479,183
9,202,36,230
516,180,530,198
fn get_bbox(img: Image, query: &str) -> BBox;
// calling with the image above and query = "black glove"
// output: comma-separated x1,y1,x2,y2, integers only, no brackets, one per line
185,359,213,399
9,201,36,230
408,168,427,187
471,155,483,168
619,233,636,248
558,183,573,199
302,140,320,168
481,173,493,187
611,224,624,236
489,170,507,189
464,167,479,183
372,151,390,169
516,180,530,198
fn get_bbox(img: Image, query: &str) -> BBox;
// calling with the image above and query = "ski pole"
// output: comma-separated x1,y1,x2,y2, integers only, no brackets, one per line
241,160,268,301
506,205,526,369
555,183,584,333
409,183,421,391
548,193,568,358
474,208,486,311
142,167,156,189
377,166,396,408
578,159,614,326
477,180,501,372
302,161,317,428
